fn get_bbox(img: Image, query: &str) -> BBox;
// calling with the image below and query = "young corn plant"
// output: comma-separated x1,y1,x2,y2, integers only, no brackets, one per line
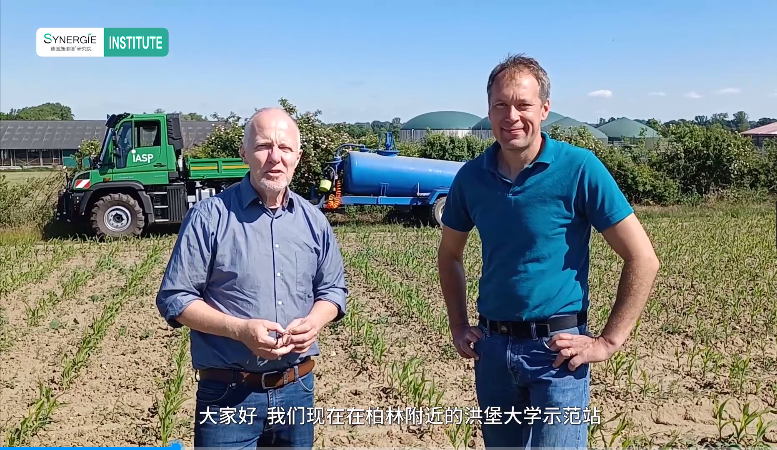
2,382,60,447
0,242,78,298
59,244,162,389
157,327,190,446
3,242,163,445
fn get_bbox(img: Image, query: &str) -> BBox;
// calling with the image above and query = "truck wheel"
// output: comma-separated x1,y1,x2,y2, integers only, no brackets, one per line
431,196,446,227
90,193,145,238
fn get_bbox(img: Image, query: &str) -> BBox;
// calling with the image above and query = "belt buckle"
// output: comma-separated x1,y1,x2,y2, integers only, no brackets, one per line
261,370,277,389
536,323,551,337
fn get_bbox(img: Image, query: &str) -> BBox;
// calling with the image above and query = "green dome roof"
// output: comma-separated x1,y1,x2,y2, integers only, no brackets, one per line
542,111,565,127
401,111,482,130
542,117,608,139
472,117,491,130
597,118,659,138
470,111,567,131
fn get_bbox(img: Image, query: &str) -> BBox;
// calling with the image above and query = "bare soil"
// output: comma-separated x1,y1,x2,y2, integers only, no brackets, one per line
1,221,775,448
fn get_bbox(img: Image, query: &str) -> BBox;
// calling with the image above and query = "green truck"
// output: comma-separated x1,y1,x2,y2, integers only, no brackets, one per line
56,112,249,238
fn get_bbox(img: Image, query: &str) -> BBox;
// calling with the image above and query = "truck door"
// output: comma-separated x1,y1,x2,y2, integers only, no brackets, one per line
110,118,168,184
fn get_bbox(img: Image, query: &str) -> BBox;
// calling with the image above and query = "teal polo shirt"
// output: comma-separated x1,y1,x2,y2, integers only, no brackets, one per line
442,132,633,322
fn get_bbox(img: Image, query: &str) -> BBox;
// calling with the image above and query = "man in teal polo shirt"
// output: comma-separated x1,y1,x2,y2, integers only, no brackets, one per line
437,53,660,448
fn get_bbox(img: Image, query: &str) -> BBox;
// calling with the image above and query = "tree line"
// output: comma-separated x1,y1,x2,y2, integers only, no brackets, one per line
9,99,775,206
4,102,774,135
181,98,776,206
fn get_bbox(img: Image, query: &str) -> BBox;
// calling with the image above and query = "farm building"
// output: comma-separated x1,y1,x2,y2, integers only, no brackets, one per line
0,119,221,168
400,111,482,142
596,118,660,147
741,122,777,149
542,117,609,144
470,111,569,140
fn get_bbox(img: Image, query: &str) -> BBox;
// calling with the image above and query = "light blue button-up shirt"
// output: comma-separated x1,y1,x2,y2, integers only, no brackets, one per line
156,174,348,372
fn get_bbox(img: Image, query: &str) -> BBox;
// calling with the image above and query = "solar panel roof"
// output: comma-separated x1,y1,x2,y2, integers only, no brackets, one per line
0,119,223,150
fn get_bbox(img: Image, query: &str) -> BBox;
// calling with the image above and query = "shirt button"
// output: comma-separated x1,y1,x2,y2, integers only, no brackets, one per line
275,244,279,248
276,272,280,277
278,301,282,305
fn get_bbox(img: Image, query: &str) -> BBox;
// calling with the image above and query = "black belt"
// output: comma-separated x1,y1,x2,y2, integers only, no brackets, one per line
479,311,587,338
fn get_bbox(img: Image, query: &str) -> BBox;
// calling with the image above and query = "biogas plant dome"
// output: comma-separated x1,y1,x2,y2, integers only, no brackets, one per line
400,111,482,141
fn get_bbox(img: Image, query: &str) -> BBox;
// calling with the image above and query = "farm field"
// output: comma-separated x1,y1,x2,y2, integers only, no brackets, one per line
0,202,776,448
0,170,56,184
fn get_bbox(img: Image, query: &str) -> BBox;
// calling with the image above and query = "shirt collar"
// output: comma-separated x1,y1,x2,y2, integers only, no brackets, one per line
483,131,557,174
238,173,295,211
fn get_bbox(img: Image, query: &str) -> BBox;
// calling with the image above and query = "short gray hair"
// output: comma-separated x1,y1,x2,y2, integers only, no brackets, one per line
487,53,551,104
242,107,300,150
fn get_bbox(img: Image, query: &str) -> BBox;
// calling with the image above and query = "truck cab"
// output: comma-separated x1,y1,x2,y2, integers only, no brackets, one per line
57,112,248,238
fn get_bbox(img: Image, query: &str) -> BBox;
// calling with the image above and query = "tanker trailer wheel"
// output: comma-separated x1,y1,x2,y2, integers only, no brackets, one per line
431,196,446,227
90,193,145,239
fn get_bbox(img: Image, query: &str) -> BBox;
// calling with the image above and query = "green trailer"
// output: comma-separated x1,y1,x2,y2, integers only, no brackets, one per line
56,112,249,238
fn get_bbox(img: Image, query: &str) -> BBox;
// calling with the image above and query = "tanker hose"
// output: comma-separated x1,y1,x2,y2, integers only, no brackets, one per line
324,178,342,209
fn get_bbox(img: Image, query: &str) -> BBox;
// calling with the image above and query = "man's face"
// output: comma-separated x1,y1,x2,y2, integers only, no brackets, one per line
240,112,301,193
488,70,549,151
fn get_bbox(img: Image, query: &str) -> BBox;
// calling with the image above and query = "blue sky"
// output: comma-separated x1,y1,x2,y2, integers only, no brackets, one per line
2,0,775,124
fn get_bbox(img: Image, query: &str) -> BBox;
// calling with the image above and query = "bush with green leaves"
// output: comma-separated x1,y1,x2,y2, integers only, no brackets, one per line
186,98,355,195
652,122,770,196
417,133,492,161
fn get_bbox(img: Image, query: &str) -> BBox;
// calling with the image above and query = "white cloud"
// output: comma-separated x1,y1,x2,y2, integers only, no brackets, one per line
714,87,741,95
648,91,667,96
683,91,703,99
587,89,613,98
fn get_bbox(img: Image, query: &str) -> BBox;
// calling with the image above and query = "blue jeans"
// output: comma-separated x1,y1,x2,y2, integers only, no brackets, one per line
193,367,315,449
473,318,591,449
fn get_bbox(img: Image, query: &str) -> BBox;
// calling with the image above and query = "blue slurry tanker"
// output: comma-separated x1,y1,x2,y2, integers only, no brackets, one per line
310,133,465,226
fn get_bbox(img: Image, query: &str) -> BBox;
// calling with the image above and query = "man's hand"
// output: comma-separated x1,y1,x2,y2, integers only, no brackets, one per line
285,317,321,354
451,324,483,360
235,319,295,360
546,333,619,370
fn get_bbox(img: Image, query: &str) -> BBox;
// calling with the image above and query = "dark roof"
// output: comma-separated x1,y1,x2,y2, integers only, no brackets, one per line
741,122,777,136
0,119,222,150
401,111,482,130
180,121,225,148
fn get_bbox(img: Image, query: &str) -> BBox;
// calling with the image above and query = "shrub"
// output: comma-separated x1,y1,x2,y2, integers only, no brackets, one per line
186,98,353,195
652,122,767,196
417,133,491,161
0,171,65,230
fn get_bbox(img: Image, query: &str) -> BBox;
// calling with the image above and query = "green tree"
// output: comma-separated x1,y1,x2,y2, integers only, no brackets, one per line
187,98,354,195
732,111,750,132
0,102,74,120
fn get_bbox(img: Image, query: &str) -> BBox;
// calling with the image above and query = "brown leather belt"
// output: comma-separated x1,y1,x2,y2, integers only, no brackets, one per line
197,358,315,390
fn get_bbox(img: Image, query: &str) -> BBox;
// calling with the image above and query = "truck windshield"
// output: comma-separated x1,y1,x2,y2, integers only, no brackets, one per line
97,128,114,167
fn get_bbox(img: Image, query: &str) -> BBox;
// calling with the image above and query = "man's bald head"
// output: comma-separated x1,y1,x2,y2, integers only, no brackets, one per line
240,107,303,202
242,107,301,152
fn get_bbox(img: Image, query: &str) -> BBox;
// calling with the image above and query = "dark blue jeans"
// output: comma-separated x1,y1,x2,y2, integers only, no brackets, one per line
193,367,315,449
473,318,591,449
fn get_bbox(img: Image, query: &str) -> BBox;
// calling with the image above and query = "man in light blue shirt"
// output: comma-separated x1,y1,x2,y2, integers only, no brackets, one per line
156,107,347,449
437,54,660,449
